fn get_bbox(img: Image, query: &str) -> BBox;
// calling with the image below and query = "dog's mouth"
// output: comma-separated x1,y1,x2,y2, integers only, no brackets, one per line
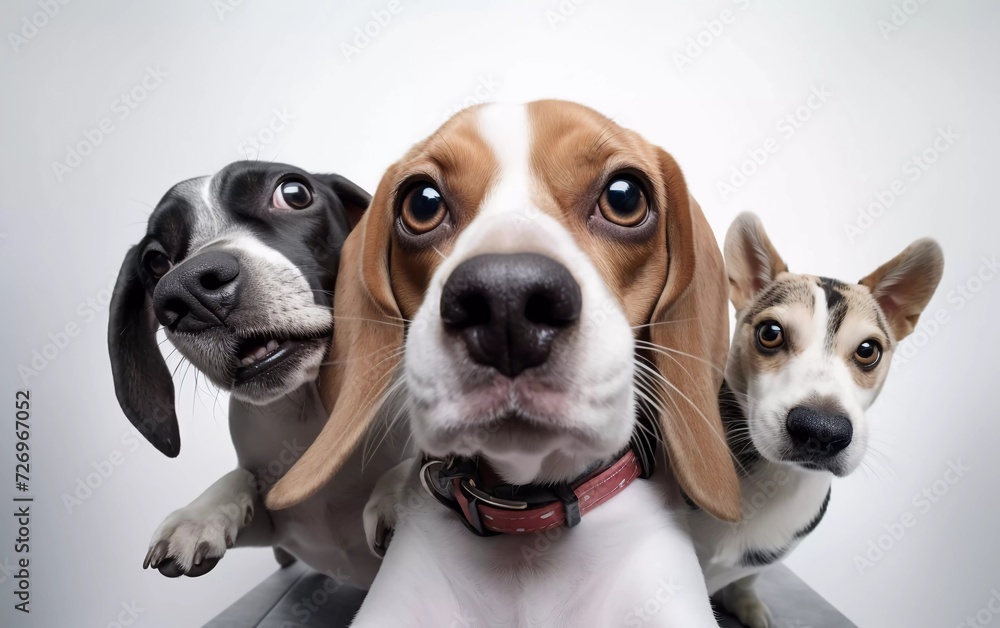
232,331,329,383
784,456,850,476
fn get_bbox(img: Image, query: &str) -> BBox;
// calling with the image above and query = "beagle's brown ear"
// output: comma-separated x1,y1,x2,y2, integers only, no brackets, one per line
648,150,741,523
859,238,944,341
724,212,788,312
265,177,404,510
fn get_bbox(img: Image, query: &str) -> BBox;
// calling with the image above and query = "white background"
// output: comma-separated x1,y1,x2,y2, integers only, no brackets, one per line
1,0,997,626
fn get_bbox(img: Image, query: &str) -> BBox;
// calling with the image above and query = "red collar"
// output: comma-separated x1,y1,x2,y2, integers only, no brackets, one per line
420,449,644,536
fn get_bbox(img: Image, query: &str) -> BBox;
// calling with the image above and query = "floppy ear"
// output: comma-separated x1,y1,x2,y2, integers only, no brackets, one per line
648,150,741,522
107,246,180,457
265,177,404,510
724,211,788,312
317,173,372,229
859,238,944,341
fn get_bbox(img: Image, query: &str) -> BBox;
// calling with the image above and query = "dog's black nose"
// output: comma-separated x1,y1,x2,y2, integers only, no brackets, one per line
786,406,853,457
441,253,582,378
153,251,242,332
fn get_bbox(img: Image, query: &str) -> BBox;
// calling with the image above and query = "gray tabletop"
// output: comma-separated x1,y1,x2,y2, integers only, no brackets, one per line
206,562,854,627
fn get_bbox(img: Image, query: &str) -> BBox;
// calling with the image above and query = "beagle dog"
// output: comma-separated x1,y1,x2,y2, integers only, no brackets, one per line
108,161,407,583
264,101,743,626
690,213,943,627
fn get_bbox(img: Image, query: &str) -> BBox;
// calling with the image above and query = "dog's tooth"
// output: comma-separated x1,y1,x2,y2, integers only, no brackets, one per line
266,339,279,352
254,346,268,360
240,356,255,366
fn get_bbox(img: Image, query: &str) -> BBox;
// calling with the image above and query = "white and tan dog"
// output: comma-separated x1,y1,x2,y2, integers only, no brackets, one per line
690,212,944,627
264,100,743,626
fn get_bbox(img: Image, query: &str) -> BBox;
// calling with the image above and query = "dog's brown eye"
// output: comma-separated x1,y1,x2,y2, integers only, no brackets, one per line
854,339,882,368
756,320,784,350
400,183,447,234
598,176,648,227
144,251,171,279
273,179,313,210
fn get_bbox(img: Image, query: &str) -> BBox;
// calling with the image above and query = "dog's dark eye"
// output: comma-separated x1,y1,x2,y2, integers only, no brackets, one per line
400,183,447,234
273,179,313,210
143,251,171,279
854,339,882,368
755,320,785,351
598,176,648,227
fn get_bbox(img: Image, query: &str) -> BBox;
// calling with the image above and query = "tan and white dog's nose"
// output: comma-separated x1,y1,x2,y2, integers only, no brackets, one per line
440,253,582,378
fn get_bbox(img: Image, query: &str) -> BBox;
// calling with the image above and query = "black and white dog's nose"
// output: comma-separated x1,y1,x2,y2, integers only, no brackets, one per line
153,250,242,332
441,253,582,378
786,406,853,456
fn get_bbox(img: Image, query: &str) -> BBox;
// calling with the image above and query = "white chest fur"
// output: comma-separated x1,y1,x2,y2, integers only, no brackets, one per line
354,474,720,627
689,462,832,594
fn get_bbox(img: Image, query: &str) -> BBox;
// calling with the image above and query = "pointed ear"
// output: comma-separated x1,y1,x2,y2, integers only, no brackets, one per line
859,238,944,341
107,246,180,457
724,212,788,312
265,178,403,510
316,173,372,229
648,150,741,523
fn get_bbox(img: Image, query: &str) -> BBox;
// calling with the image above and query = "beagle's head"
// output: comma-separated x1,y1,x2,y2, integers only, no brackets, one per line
724,212,944,476
266,101,741,521
108,161,369,457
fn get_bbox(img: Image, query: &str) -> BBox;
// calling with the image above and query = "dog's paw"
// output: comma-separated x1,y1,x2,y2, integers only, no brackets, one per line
144,493,254,578
722,591,772,628
363,487,397,558
363,458,415,558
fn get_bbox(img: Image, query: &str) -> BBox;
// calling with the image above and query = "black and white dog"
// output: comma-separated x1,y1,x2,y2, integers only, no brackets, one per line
108,161,406,582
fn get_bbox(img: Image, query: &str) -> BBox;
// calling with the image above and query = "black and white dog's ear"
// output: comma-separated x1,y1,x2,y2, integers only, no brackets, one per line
316,173,371,229
107,245,180,457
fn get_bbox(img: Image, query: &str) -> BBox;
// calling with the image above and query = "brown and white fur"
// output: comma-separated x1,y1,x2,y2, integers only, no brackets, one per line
263,101,743,626
690,212,944,627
